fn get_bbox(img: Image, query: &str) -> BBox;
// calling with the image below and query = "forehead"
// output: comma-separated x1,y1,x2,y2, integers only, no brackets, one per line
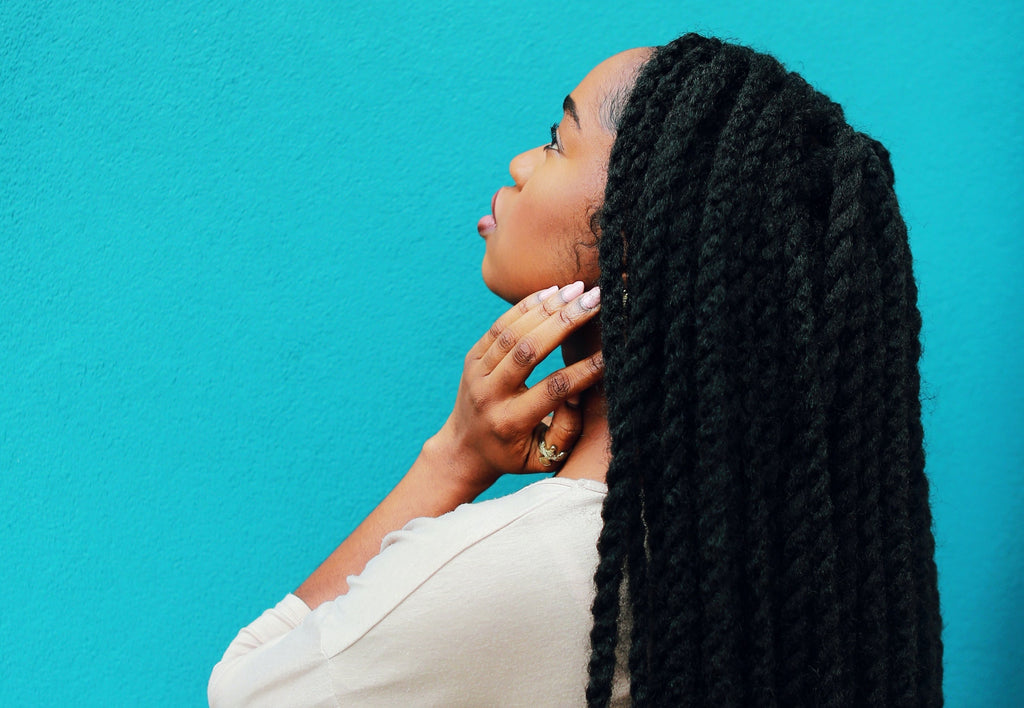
568,48,652,130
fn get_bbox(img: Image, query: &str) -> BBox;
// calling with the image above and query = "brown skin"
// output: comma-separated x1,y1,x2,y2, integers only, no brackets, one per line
295,48,650,610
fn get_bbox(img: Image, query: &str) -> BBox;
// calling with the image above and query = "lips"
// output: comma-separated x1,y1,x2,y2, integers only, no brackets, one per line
477,188,501,236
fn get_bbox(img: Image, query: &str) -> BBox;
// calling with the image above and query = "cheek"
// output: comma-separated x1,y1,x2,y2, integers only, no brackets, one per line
520,179,595,237
513,188,565,234
538,199,602,283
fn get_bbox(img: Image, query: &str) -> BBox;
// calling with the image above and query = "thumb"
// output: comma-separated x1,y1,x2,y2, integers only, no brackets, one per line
528,395,582,473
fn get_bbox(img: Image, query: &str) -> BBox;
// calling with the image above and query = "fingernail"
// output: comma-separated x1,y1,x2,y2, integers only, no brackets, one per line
566,394,581,408
538,285,559,300
560,281,585,301
579,286,601,310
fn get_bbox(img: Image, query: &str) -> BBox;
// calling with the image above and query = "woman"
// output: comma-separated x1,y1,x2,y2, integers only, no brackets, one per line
210,34,942,707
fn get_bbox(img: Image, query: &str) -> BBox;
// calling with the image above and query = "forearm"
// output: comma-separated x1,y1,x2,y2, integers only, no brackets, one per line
294,428,489,609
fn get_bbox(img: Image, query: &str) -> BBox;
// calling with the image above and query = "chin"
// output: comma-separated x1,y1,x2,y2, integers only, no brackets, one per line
481,262,527,305
486,282,522,306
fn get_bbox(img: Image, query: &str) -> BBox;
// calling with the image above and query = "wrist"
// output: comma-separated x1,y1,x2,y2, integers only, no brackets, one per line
420,425,497,501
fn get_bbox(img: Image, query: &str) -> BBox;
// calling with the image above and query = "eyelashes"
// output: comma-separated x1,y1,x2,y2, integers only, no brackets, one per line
544,122,560,152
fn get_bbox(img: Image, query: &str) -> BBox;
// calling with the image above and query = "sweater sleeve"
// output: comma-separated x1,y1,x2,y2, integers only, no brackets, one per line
208,594,337,708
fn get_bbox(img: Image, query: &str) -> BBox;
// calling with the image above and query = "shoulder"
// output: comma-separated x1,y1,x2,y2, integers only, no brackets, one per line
319,477,608,652
386,475,607,575
383,475,608,561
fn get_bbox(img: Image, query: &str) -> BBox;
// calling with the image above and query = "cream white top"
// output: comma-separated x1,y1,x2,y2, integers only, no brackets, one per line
208,477,629,707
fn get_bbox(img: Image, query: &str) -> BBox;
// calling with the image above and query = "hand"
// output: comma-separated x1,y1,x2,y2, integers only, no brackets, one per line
432,281,604,493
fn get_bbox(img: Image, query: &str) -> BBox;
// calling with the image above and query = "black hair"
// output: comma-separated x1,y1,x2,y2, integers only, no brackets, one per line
588,34,942,706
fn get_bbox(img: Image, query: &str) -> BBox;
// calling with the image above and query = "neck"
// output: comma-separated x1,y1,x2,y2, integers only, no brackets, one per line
554,322,611,484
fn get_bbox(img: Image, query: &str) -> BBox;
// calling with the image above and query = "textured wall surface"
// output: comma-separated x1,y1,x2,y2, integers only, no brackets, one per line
2,1,1021,705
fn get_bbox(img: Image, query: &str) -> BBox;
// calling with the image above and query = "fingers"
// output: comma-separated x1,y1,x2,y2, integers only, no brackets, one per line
526,397,583,473
490,284,601,389
477,282,588,373
519,350,604,424
468,285,560,362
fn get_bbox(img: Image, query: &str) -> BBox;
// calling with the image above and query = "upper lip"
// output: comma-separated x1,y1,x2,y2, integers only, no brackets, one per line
491,189,500,219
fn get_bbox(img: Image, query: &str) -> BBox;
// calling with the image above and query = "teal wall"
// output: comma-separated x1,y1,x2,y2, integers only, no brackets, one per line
2,1,1021,705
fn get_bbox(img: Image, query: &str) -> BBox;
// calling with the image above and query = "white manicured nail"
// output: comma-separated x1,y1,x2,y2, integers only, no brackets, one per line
560,281,585,301
579,286,601,310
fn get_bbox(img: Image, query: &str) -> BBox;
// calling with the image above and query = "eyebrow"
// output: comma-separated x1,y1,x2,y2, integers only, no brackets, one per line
562,95,581,129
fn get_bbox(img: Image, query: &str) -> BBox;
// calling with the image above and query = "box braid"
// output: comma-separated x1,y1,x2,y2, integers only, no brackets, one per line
588,34,942,707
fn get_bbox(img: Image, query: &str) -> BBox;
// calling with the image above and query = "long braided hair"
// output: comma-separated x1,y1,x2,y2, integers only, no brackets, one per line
588,34,942,707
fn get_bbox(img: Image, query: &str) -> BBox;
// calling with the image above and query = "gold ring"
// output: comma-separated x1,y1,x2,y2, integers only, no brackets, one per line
538,439,568,467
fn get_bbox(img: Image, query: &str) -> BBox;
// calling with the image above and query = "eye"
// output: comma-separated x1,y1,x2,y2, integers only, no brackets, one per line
544,122,561,152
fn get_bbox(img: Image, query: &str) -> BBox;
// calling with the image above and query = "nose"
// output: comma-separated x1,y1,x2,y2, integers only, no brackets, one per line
509,146,545,188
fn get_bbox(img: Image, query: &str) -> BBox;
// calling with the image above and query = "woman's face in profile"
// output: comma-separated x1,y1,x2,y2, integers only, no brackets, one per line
478,49,649,304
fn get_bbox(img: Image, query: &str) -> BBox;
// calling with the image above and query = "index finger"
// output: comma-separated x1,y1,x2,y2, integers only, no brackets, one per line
491,285,601,390
467,285,559,360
